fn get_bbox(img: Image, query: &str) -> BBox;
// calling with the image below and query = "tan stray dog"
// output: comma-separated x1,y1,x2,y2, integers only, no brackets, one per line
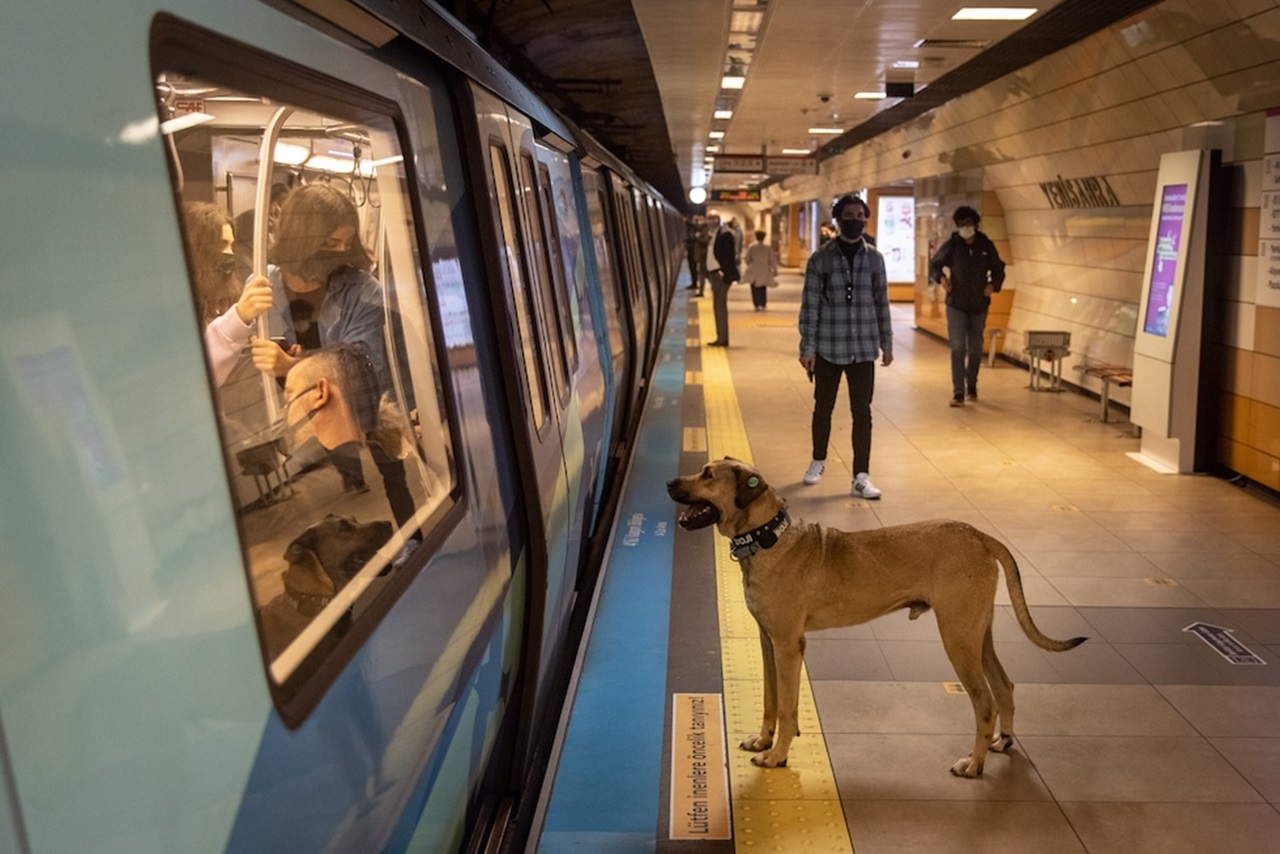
666,458,1086,777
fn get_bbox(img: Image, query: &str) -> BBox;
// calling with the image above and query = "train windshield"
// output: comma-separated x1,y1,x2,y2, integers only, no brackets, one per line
154,69,456,703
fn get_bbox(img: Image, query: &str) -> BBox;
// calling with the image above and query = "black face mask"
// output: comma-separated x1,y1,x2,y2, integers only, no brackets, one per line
216,252,237,278
838,219,865,240
288,248,362,284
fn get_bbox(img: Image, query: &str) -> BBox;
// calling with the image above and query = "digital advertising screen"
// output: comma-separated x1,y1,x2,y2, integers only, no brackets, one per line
876,196,915,282
1142,183,1187,337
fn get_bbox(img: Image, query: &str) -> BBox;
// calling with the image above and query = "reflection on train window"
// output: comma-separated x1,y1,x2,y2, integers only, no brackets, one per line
489,145,548,432
155,70,456,693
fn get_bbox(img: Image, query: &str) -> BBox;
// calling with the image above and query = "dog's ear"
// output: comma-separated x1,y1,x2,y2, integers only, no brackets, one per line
734,466,768,509
283,545,336,597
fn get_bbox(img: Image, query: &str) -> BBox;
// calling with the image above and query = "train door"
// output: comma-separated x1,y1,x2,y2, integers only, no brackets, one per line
532,142,608,555
578,168,633,522
469,85,578,749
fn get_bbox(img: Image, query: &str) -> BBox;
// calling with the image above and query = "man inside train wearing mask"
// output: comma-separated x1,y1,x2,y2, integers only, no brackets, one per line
798,195,893,501
928,205,1006,407
282,343,416,529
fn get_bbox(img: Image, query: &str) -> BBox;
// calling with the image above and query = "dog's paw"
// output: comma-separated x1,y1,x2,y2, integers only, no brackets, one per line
739,734,773,752
750,751,788,768
950,755,984,778
990,732,1014,753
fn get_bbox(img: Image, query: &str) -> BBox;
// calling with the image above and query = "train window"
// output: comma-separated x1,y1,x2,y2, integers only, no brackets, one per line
153,52,457,722
536,161,579,375
584,179,626,361
490,146,549,432
519,154,570,400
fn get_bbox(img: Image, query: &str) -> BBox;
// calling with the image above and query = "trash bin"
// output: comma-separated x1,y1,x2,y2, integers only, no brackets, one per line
1023,331,1070,392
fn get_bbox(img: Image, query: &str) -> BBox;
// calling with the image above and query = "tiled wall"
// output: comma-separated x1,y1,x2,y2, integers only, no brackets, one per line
765,0,1280,490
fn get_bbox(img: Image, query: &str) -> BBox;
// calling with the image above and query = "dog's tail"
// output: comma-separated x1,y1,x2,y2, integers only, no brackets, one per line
981,531,1088,652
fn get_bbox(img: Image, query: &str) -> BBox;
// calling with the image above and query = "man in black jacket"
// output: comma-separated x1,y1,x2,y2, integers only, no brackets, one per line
928,206,1006,406
706,216,740,346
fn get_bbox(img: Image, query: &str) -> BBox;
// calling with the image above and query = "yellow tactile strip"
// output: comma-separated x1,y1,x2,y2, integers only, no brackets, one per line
696,301,855,854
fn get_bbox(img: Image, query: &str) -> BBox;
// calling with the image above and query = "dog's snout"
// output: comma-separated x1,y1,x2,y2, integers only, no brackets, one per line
666,477,680,491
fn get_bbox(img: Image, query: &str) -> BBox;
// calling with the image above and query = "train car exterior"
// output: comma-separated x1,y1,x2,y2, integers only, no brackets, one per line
0,2,680,852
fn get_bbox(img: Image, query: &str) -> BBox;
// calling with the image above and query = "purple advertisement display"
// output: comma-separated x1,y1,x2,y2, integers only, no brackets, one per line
1143,183,1188,337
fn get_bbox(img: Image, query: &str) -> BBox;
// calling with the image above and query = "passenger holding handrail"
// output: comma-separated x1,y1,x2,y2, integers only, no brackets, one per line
183,201,274,386
251,184,413,524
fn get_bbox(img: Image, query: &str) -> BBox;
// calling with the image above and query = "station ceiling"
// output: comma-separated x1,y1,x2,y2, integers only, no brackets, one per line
438,0,1163,212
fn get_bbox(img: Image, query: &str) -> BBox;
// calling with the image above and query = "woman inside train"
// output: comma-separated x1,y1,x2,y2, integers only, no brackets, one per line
182,200,274,385
250,182,417,529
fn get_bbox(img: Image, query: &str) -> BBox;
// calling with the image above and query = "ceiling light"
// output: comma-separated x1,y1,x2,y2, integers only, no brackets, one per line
781,148,811,155
721,75,746,90
714,110,734,120
709,131,725,139
808,127,843,134
854,92,886,100
689,186,708,205
730,10,764,33
706,145,720,153
953,7,1036,21
273,141,311,165
892,60,920,69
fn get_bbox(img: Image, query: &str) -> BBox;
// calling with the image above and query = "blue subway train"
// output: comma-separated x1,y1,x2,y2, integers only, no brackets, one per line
0,2,681,851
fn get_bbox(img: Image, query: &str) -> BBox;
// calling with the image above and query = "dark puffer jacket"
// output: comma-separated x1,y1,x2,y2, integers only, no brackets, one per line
928,231,1006,314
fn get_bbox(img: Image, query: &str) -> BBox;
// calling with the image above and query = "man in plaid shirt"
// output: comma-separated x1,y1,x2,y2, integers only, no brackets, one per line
798,195,894,499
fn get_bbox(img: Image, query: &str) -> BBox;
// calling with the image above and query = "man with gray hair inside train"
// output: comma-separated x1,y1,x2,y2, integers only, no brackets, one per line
283,342,416,529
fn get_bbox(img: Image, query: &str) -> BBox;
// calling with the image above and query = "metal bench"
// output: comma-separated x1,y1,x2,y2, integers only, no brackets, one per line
1072,361,1133,423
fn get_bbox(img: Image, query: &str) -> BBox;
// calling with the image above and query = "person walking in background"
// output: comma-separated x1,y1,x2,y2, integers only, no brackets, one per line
928,205,1005,407
798,195,893,500
743,230,778,311
705,216,739,347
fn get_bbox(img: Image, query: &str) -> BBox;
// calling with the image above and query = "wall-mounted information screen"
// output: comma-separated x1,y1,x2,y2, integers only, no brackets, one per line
1142,183,1188,337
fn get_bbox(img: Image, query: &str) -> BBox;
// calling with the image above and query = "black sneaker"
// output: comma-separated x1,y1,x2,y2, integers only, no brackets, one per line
966,387,978,400
950,395,965,407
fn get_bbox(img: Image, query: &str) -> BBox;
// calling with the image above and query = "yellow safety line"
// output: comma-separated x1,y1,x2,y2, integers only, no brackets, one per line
695,301,855,853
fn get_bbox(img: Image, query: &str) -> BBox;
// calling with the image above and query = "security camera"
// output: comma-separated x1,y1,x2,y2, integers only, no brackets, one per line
818,93,831,103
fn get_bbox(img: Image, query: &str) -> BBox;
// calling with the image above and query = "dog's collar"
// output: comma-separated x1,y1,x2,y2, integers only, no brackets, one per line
283,587,331,617
729,507,791,561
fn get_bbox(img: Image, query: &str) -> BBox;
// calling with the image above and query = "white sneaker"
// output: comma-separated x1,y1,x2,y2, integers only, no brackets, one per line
803,459,825,485
852,473,881,499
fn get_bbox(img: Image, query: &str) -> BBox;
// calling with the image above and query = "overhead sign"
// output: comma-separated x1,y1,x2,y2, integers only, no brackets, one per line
1183,622,1267,665
712,154,819,177
710,188,761,202
714,154,764,173
765,155,818,176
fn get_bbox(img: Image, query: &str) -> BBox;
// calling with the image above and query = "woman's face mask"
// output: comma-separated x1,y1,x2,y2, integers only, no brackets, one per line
216,252,237,279
958,225,976,240
288,248,361,284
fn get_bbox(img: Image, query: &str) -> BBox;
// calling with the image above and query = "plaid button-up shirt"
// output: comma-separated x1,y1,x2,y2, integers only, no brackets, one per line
798,239,893,364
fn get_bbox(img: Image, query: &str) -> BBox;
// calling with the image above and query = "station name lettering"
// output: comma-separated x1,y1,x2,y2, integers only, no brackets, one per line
1039,174,1121,209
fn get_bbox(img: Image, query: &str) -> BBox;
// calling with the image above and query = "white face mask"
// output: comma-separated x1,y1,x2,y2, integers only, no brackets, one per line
958,225,976,240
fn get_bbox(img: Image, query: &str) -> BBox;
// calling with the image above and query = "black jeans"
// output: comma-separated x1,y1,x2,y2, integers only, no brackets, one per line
811,356,875,475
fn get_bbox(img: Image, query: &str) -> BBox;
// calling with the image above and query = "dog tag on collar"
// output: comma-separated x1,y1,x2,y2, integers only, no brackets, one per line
758,529,777,549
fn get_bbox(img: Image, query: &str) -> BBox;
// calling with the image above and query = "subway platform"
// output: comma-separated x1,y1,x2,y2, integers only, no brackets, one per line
527,267,1280,854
